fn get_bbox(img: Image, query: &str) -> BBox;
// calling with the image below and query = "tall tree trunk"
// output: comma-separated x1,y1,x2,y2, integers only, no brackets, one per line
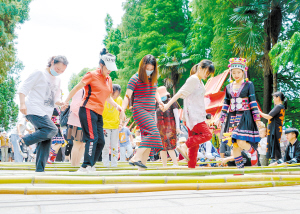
263,5,282,117
172,85,176,96
270,5,282,93
262,31,273,116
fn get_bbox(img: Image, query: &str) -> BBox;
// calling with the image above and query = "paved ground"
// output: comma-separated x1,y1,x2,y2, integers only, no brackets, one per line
0,185,299,214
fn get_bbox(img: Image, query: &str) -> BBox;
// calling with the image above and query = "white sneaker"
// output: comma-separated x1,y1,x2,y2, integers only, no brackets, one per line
76,167,88,173
87,166,96,173
17,141,28,158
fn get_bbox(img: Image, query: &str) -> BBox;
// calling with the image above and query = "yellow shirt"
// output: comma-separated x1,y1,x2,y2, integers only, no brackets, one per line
103,97,123,129
0,136,9,147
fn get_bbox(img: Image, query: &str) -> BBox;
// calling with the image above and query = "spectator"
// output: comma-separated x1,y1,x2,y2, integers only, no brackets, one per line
269,128,300,166
177,137,189,161
0,132,9,162
258,127,268,166
198,141,220,166
10,116,33,161
118,123,134,161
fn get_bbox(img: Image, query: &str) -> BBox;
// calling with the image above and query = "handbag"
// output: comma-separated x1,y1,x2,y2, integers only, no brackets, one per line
60,106,70,127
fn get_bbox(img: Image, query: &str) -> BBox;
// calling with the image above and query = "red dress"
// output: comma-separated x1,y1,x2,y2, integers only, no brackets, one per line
156,98,178,151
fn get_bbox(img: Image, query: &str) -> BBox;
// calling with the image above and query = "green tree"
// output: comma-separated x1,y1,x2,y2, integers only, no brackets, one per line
68,68,95,92
158,40,190,95
116,0,146,96
0,0,31,82
0,60,23,130
269,32,300,130
228,0,300,114
103,14,123,81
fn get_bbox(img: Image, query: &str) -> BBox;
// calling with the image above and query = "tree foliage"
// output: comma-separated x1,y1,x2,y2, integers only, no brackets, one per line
0,0,31,83
0,60,23,130
69,0,300,130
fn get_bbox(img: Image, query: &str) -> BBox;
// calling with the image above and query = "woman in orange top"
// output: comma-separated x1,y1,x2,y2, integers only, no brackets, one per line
63,48,124,172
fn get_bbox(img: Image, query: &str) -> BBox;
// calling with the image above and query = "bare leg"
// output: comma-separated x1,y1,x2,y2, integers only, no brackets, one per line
131,147,148,162
232,144,242,158
236,140,251,151
168,150,178,166
71,140,85,167
52,144,62,153
160,151,168,167
138,148,151,171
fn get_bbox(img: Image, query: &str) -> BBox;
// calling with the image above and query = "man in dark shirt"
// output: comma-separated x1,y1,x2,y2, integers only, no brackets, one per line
269,128,300,166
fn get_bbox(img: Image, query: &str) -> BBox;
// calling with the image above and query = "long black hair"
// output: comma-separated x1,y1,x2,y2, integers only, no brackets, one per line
272,91,288,110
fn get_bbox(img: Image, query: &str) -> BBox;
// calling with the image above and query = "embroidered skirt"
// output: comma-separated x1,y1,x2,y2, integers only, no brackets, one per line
224,110,260,143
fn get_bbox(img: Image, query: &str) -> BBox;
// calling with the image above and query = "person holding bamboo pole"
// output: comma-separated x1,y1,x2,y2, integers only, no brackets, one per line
162,60,215,168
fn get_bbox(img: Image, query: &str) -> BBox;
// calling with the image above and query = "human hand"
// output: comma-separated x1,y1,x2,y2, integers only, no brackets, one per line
119,110,126,123
216,120,222,129
176,128,183,135
256,121,261,129
61,102,69,111
20,103,27,115
116,105,123,112
158,102,165,111
220,158,228,166
162,103,170,112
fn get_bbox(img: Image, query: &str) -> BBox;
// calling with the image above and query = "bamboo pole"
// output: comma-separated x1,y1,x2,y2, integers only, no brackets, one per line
0,175,300,185
0,181,299,195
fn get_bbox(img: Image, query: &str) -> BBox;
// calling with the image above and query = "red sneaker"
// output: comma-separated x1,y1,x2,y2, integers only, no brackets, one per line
251,150,258,166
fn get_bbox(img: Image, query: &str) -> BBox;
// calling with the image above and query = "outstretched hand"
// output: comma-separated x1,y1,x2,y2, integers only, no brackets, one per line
61,102,69,111
216,120,222,129
159,102,165,111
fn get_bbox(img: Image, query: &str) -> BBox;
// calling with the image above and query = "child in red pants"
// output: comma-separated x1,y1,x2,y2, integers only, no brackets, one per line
163,60,215,168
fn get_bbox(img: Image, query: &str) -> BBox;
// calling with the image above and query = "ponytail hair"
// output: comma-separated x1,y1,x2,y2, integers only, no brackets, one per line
272,91,288,110
190,64,197,76
99,48,114,65
191,60,215,76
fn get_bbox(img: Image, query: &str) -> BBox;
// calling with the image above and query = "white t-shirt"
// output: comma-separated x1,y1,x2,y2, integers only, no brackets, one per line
179,75,206,130
18,70,61,118
11,118,27,135
258,137,267,155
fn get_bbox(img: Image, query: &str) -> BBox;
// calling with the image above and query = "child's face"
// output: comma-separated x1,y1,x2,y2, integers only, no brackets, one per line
135,131,140,136
259,128,267,138
231,68,244,81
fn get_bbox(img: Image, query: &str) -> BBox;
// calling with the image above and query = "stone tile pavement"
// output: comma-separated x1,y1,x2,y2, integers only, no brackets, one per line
0,185,299,214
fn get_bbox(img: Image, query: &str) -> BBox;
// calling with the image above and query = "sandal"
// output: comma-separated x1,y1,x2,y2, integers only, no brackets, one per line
135,161,147,168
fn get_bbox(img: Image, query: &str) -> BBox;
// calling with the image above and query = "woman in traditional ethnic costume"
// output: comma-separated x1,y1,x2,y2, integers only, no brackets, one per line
163,60,215,168
156,86,180,167
121,55,163,169
219,58,261,168
47,107,65,164
259,91,287,164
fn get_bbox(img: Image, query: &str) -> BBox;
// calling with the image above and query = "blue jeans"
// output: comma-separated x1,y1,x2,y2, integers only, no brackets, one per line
24,115,58,172
10,134,23,162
